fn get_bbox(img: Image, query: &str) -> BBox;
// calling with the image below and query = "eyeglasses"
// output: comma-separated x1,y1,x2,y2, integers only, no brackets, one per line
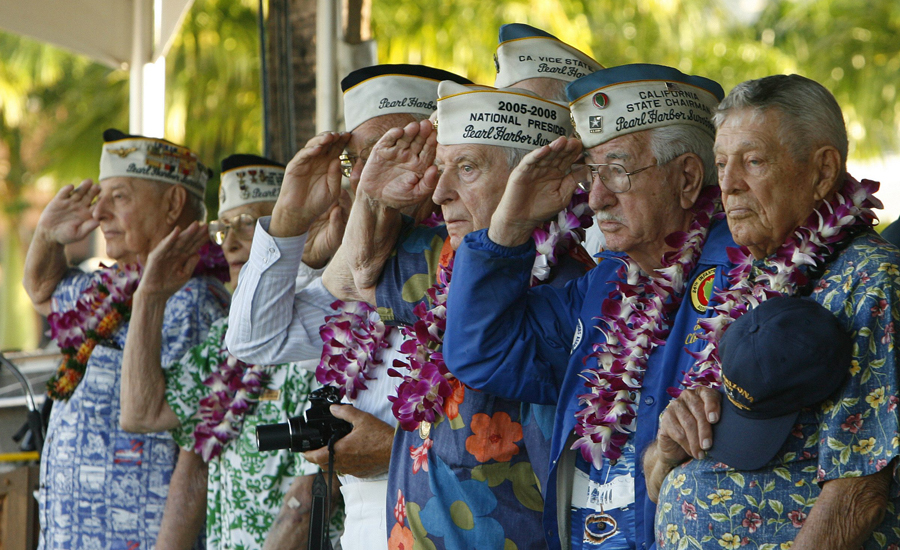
571,162,659,194
339,153,367,178
208,213,257,245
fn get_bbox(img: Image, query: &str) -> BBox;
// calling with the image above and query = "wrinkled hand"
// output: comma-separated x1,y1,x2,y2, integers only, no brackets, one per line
658,386,722,463
36,179,101,245
302,404,393,478
359,120,439,210
137,222,209,298
488,136,582,247
302,189,352,269
270,132,350,238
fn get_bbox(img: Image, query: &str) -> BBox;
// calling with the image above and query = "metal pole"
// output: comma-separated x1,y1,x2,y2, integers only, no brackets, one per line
315,0,337,133
258,0,272,158
129,0,148,134
281,0,296,159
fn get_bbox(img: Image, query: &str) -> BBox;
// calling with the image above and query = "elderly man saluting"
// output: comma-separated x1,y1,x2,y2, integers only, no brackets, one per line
441,65,729,550
24,130,228,549
647,75,900,549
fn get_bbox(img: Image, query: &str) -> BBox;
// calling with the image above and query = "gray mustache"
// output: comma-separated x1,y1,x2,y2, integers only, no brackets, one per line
595,211,626,224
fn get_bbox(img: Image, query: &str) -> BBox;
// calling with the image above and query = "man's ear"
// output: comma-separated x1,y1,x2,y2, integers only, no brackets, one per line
811,145,842,201
163,184,188,225
678,153,705,210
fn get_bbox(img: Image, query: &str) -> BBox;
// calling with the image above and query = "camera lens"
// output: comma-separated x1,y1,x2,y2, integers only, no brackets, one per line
256,422,293,452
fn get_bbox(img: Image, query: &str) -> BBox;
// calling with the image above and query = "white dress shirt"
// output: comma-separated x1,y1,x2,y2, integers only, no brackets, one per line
225,216,400,484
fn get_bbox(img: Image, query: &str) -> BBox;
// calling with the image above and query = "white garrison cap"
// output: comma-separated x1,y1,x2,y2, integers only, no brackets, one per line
436,81,572,151
494,23,602,88
99,129,211,198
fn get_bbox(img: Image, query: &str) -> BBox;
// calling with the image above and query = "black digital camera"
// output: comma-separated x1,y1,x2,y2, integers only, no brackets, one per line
256,386,352,453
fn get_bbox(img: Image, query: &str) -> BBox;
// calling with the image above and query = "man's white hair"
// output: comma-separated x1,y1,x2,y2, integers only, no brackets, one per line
714,74,848,177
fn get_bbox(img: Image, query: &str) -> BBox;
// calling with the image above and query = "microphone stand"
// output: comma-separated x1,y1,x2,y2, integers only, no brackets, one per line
1,351,44,454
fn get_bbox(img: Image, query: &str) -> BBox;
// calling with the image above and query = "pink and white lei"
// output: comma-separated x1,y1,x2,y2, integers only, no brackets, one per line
47,263,142,400
388,191,594,432
675,175,881,393
193,352,268,461
572,186,721,467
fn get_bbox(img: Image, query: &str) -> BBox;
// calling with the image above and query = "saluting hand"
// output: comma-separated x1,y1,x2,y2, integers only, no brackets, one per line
488,136,583,247
137,222,209,299
359,119,439,210
36,179,101,245
270,131,351,238
303,188,352,269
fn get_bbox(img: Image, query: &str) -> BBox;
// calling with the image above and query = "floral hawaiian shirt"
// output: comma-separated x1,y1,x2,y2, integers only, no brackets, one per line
380,222,590,550
166,318,335,550
39,270,228,550
656,230,900,550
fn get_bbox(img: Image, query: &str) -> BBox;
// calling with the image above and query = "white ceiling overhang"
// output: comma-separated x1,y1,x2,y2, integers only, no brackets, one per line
0,0,194,68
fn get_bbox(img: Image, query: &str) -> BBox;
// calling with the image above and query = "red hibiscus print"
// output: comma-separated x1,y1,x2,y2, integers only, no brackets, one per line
465,412,523,462
388,523,414,550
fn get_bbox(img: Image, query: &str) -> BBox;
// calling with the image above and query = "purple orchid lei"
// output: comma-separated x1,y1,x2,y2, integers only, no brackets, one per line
531,190,593,283
316,300,393,400
388,190,595,432
572,185,721,468
193,352,268,462
313,214,444,402
188,241,263,462
675,175,881,394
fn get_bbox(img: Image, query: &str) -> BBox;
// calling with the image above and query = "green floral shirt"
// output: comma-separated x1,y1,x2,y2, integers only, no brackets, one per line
165,318,321,550
656,231,900,550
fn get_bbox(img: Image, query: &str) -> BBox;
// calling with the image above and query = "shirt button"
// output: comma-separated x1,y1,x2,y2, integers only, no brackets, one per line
268,247,276,254
644,396,655,406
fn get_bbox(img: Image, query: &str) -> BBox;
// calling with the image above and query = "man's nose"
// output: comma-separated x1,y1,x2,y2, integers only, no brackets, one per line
92,193,109,221
718,160,744,196
432,171,455,205
588,178,617,213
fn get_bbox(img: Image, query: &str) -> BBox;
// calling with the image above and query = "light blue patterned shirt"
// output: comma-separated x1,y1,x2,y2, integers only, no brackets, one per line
38,269,228,550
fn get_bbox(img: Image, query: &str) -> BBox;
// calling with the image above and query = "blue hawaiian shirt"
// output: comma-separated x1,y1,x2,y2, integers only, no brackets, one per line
656,230,900,550
38,269,228,550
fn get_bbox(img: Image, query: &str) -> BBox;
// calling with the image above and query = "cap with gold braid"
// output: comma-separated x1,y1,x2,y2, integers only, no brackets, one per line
566,64,724,149
493,23,602,88
99,129,211,198
341,64,472,132
709,296,851,470
435,81,572,151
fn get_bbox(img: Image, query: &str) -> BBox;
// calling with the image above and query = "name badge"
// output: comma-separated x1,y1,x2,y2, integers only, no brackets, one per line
571,470,635,512
259,389,281,401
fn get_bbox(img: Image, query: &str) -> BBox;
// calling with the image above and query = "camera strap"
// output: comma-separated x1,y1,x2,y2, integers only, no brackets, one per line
307,437,339,550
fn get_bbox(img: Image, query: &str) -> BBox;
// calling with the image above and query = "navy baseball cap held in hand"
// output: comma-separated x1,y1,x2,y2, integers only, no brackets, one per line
707,296,852,471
